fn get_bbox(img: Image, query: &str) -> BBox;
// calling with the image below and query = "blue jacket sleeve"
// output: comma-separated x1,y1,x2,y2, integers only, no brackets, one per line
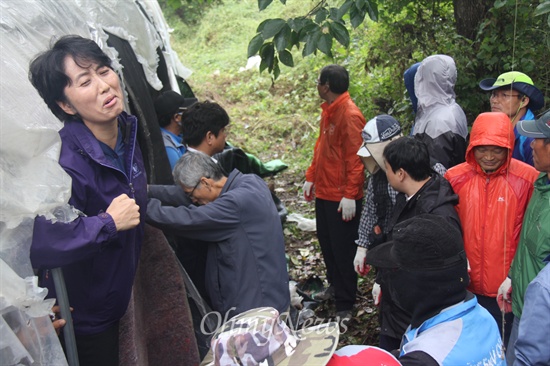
30,213,117,269
165,147,181,171
513,264,550,366
148,184,191,207
146,195,240,242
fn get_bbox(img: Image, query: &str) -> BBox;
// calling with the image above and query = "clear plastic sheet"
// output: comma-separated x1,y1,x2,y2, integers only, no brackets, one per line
0,1,191,364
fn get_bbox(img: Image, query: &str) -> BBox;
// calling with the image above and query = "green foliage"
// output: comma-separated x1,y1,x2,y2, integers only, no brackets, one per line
158,0,221,25
161,0,549,177
247,0,548,125
248,0,378,80
162,0,329,171
536,0,550,26
535,0,550,17
259,0,287,11
472,1,549,116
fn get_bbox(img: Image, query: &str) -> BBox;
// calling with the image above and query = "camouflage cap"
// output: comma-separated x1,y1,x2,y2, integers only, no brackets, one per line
206,307,339,366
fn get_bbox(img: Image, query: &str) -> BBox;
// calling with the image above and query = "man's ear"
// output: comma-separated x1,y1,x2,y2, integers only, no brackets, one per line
398,168,407,182
171,113,182,126
200,177,211,189
206,131,215,145
57,100,76,116
519,95,529,108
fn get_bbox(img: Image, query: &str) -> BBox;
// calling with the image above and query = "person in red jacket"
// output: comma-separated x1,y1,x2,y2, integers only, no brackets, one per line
303,65,366,324
444,112,538,349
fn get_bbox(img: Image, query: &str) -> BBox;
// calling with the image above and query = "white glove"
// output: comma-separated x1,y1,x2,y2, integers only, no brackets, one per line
354,247,368,275
497,277,513,313
303,181,314,201
498,277,512,301
372,282,381,306
338,197,356,221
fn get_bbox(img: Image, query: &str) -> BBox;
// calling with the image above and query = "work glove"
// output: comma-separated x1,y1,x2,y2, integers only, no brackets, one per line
497,277,512,313
303,181,314,202
354,247,370,276
338,197,356,221
372,282,381,306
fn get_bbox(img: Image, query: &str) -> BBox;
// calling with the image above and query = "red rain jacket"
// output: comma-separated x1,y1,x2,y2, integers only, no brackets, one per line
445,112,538,297
306,92,365,201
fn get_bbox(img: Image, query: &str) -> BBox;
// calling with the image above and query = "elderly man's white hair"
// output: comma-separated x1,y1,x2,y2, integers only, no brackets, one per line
173,151,225,188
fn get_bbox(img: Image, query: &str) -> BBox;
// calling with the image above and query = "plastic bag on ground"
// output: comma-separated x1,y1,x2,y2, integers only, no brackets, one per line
286,213,316,232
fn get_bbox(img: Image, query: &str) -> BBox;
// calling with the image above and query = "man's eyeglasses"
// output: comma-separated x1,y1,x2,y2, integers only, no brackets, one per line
185,179,201,199
490,91,522,100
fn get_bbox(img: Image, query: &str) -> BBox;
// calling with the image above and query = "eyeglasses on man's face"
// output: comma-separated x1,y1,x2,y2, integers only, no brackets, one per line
185,179,201,199
490,91,522,100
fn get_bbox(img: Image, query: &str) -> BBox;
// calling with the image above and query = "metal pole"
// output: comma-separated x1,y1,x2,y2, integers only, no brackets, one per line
51,267,79,366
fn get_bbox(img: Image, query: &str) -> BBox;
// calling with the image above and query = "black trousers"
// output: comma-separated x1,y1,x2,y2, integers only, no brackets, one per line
379,334,402,353
476,293,513,348
61,322,119,366
315,198,361,312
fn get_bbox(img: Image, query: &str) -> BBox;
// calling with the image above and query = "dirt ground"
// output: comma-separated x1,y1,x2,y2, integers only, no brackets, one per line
268,170,381,348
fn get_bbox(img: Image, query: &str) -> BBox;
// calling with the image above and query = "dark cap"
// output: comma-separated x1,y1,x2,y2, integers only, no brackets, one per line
357,115,402,157
517,110,550,139
154,91,197,117
479,71,544,111
365,214,466,270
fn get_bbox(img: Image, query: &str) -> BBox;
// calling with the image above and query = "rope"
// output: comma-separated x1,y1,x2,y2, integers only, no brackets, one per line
500,0,519,359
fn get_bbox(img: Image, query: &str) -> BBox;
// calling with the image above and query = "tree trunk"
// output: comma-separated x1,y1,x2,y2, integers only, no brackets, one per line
453,0,493,40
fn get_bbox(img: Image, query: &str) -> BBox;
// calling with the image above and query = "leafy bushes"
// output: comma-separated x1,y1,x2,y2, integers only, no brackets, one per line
162,0,548,169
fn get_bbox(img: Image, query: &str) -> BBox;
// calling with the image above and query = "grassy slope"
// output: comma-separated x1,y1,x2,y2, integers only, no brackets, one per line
164,0,380,347
167,0,322,173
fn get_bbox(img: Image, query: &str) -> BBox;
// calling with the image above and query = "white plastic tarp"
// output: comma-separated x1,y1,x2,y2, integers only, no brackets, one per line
0,1,190,364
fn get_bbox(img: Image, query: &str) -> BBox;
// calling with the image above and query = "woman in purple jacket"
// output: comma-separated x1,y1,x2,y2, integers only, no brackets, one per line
29,35,147,366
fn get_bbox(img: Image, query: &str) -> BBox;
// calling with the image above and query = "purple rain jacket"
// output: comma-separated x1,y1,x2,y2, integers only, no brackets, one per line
30,112,147,336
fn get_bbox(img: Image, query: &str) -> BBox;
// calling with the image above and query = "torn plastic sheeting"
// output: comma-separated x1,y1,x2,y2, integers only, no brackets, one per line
0,126,74,229
0,1,192,364
0,259,66,366
0,305,68,366
286,213,317,232
137,0,193,83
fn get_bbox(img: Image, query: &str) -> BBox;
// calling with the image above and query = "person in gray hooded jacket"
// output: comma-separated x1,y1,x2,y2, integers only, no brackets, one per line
412,54,469,169
146,152,290,317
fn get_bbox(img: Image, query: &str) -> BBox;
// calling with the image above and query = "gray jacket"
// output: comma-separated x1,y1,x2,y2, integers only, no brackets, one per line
146,170,290,316
413,55,469,169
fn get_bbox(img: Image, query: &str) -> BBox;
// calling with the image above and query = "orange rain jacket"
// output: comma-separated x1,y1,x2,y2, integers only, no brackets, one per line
306,92,365,201
445,112,538,297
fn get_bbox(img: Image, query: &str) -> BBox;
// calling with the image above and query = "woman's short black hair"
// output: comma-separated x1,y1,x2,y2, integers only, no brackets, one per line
383,137,433,181
319,64,349,94
29,35,113,122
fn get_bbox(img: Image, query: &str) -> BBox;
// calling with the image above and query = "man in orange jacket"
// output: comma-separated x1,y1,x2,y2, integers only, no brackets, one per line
444,112,538,348
303,64,366,325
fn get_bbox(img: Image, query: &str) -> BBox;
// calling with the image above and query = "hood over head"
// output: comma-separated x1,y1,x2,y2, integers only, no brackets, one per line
466,112,514,171
404,62,421,114
414,55,457,110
